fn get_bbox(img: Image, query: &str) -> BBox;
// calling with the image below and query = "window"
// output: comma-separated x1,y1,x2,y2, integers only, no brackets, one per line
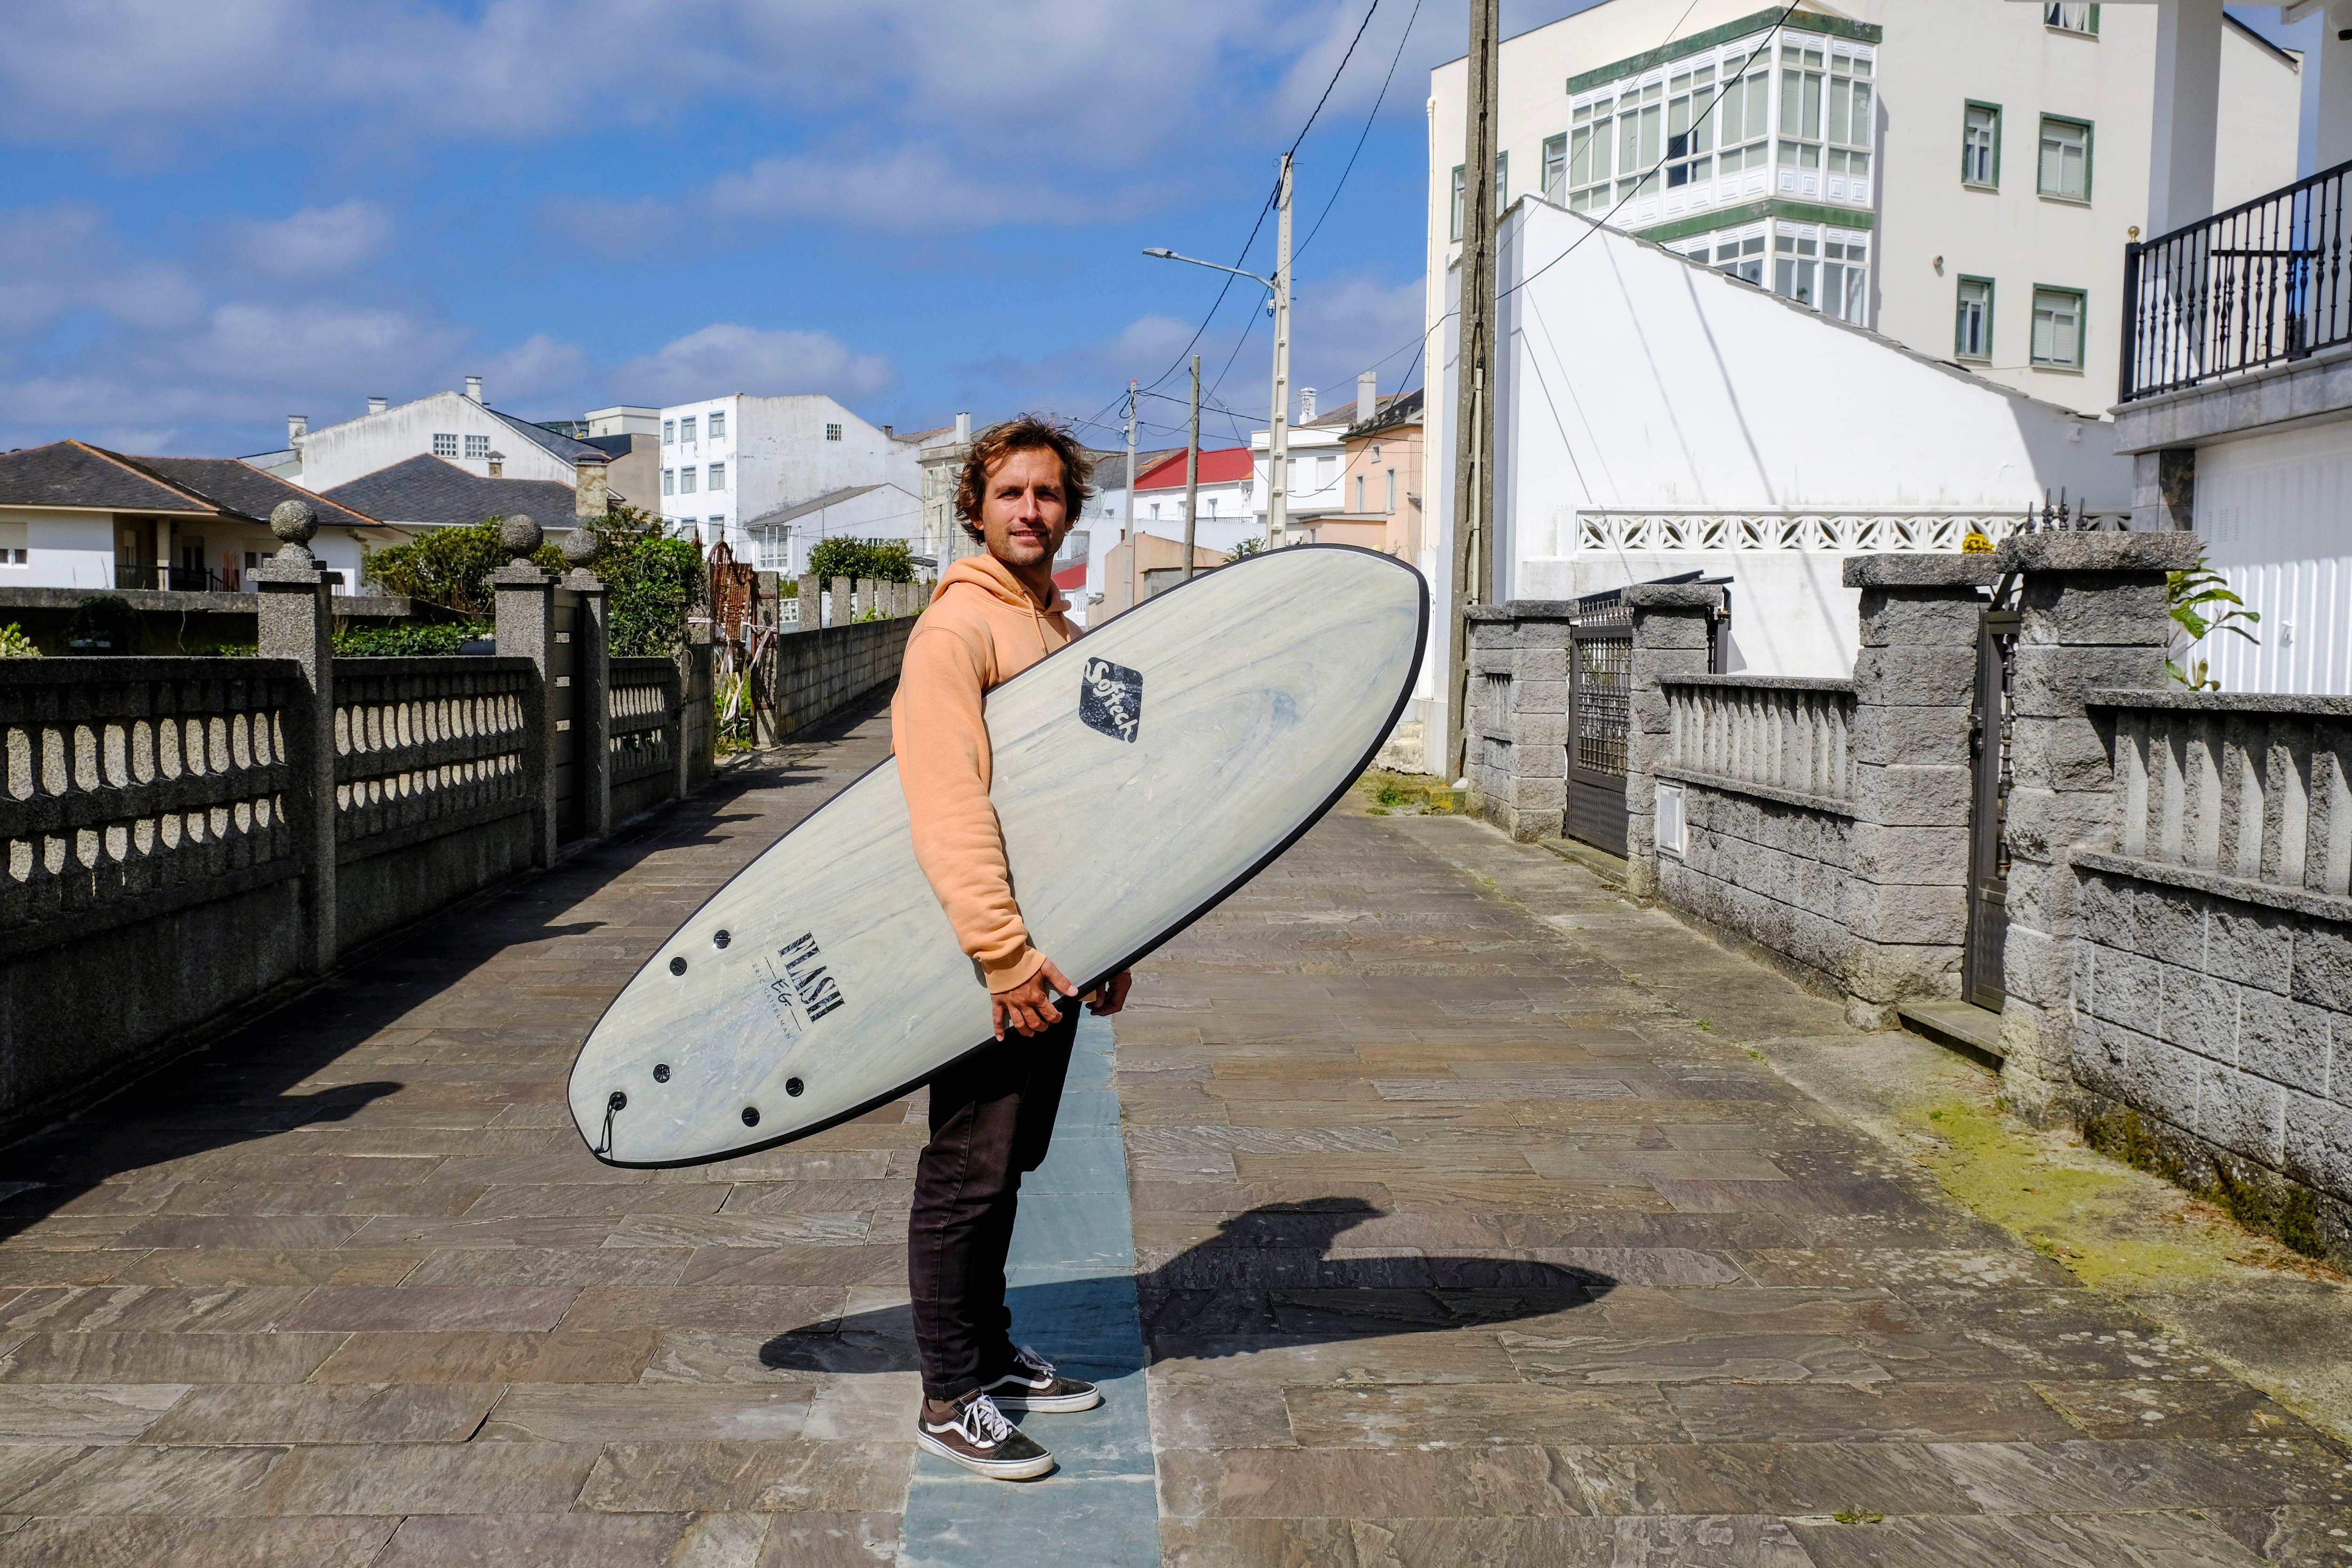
1778,42,1823,175
1665,64,1717,189
1542,134,1566,202
1956,278,1994,360
1963,103,2000,187
708,410,726,440
680,465,698,494
1386,469,1397,511
1716,230,1766,284
708,462,725,491
1371,443,1382,459
1150,502,1160,521
1450,164,1465,238
1566,106,1608,211
825,422,843,441
465,434,491,460
2045,3,2098,34
1774,229,1817,305
1356,474,1366,512
1715,58,1771,178
680,416,697,444
1317,455,1337,488
432,432,458,457
662,419,675,444
2039,116,2090,200
662,468,676,496
1824,53,1872,181
1496,150,1509,208
1617,81,1663,200
1822,232,1868,324
2032,286,2086,367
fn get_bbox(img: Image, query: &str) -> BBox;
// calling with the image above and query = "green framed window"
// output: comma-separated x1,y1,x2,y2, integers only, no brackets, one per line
2044,3,2098,34
1542,134,1566,202
2038,115,2091,200
1956,276,1994,360
1963,102,2000,187
2031,285,2086,368
1450,165,1464,240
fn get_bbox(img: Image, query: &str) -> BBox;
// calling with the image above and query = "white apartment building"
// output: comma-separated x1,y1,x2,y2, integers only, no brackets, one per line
1427,0,2300,422
656,394,952,550
248,377,622,495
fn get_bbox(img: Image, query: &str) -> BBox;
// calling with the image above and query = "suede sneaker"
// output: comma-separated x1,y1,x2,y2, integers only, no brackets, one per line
915,1391,1054,1480
982,1345,1102,1414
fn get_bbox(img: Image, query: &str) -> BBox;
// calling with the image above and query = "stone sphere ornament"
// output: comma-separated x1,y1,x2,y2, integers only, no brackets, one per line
269,499,318,546
560,526,600,568
500,514,541,557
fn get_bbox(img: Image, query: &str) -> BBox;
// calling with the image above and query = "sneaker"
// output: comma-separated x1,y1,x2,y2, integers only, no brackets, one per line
983,1344,1103,1414
915,1391,1055,1480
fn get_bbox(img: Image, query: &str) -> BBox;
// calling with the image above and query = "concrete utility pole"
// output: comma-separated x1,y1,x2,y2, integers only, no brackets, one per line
1122,379,1139,614
1182,354,1202,582
1443,0,1500,786
1269,152,1294,547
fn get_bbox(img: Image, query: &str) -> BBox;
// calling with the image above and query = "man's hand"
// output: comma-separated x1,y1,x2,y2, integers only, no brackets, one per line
992,960,1134,1039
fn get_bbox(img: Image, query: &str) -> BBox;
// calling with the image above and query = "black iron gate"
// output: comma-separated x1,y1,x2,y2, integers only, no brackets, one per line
1565,593,1632,857
1963,606,2019,1011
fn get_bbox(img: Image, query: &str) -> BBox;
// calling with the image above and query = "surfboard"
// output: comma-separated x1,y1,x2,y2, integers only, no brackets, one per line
567,543,1428,1167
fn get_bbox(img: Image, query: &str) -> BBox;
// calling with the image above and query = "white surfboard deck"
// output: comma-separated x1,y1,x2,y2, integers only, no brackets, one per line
567,543,1428,1167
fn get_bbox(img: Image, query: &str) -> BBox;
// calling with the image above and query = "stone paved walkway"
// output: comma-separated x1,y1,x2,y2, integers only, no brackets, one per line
0,700,2346,1565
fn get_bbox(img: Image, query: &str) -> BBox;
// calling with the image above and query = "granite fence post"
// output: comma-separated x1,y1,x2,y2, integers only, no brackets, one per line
1994,530,2201,1117
492,515,559,868
853,578,875,622
1625,584,1724,899
1466,603,1575,842
1838,555,2002,1027
796,573,820,632
562,529,612,841
829,578,851,631
680,619,714,796
254,500,337,971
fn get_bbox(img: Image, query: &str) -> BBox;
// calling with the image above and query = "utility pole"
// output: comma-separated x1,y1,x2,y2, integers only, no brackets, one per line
1182,354,1202,582
1122,378,1138,615
1443,0,1500,786
1268,152,1294,547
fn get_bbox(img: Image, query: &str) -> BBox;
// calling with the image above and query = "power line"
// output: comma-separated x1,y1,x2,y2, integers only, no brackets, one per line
1296,0,1424,261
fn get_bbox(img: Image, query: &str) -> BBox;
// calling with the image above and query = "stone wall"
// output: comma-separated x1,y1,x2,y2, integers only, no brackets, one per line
766,616,917,742
1466,603,1572,840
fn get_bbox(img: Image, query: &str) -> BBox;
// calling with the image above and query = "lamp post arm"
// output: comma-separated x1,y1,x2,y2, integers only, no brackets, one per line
1142,248,1275,294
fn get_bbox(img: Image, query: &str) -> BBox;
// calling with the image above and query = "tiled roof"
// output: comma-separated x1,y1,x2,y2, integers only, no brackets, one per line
1091,449,1181,492
321,454,580,529
488,407,604,465
1136,447,1255,489
1302,390,1420,429
1345,386,1424,437
741,484,899,529
0,440,379,531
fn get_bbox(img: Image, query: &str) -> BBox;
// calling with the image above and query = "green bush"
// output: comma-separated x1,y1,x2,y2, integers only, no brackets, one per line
66,596,136,654
808,537,915,585
362,519,564,616
0,622,40,658
334,621,493,657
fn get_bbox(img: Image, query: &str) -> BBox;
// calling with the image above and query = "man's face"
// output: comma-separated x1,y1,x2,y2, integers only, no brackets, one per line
977,446,1072,571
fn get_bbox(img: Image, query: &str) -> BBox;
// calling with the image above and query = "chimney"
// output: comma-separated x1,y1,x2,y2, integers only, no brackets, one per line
464,375,483,403
882,424,894,438
366,396,387,415
574,450,611,519
955,412,972,444
1299,386,1317,421
287,414,308,446
487,449,506,478
1356,371,1377,427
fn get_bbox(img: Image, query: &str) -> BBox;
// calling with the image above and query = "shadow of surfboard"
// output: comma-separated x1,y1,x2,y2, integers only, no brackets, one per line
758,1198,1618,1376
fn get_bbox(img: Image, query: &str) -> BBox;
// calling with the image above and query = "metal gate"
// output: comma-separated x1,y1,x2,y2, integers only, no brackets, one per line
1565,594,1633,857
1963,606,2019,1011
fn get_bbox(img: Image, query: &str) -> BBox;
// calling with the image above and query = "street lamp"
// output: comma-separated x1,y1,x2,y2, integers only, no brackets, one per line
1143,154,1294,545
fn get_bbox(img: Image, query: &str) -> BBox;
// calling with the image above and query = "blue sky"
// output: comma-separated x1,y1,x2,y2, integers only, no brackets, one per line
0,0,1610,463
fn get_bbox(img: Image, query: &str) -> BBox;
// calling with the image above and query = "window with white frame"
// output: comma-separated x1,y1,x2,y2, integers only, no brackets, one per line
753,527,789,570
825,423,843,441
1956,278,1994,360
680,416,697,444
1451,164,1466,236
1963,103,2000,187
1715,225,1766,285
1824,53,1872,182
1822,230,1868,324
1665,63,1717,189
465,434,490,459
1618,81,1663,201
433,432,458,457
1774,227,1818,307
708,462,725,491
1356,474,1366,512
663,468,675,496
2039,116,2090,200
1542,134,1566,202
1716,56,1771,178
708,410,726,440
2045,3,2097,34
1386,468,1397,512
681,466,698,494
662,419,675,444
1317,454,1337,489
2032,286,2085,367
1777,42,1825,177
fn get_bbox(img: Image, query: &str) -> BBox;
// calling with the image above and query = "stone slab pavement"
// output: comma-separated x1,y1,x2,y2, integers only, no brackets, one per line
0,693,2345,1566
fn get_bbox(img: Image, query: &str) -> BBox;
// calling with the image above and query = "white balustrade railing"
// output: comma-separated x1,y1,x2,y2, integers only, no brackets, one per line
1663,675,1857,808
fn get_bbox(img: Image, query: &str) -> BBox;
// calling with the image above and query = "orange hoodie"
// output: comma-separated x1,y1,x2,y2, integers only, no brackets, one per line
890,553,1080,994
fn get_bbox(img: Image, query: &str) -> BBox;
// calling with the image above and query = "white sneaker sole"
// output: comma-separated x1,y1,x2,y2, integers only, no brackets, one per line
914,1427,1055,1480
986,1385,1103,1414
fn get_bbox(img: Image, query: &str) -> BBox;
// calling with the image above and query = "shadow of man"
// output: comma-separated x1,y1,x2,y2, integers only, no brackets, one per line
760,1197,1615,1376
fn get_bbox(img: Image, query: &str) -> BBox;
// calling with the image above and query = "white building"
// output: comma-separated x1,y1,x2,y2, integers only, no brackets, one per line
656,394,953,551
1427,0,2300,423
742,483,926,577
248,377,629,499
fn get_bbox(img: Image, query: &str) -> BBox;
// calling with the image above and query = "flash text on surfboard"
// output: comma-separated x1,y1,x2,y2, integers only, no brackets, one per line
775,932,846,1023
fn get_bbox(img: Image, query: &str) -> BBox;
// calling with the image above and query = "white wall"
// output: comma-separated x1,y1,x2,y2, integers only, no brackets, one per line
5,513,113,589
661,395,923,549
747,483,924,577
296,391,577,492
2190,415,2352,695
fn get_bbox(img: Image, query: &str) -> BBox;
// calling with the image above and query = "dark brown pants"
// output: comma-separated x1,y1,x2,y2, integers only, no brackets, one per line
907,1006,1078,1401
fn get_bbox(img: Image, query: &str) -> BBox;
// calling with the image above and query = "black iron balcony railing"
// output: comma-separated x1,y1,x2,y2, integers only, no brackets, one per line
2121,157,2352,403
114,564,241,592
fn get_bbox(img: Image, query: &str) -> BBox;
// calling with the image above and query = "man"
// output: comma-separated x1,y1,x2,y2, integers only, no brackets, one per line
891,415,1134,1480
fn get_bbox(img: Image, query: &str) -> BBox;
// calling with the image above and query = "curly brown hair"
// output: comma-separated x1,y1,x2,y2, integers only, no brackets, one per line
953,415,1096,542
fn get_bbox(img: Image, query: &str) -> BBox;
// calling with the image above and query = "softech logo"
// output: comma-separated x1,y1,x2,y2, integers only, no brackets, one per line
1079,656,1143,743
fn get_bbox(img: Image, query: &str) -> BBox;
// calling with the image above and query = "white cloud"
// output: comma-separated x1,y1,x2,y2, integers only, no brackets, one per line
614,323,894,406
226,199,392,280
483,334,592,402
0,204,205,336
